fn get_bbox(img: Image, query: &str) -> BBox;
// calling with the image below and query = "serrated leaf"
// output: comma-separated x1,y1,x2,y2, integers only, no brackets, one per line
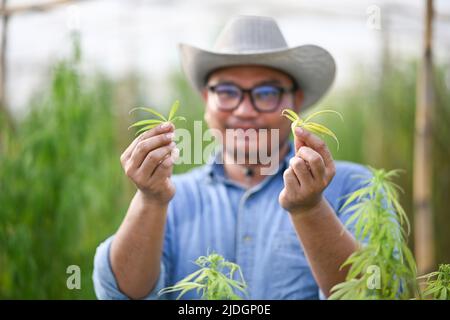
170,116,186,123
129,107,167,121
281,109,299,122
303,109,344,123
302,122,340,150
135,123,160,136
168,100,180,121
159,252,247,300
128,119,163,129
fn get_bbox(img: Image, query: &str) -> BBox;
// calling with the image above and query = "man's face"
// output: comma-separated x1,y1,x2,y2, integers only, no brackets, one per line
202,65,303,163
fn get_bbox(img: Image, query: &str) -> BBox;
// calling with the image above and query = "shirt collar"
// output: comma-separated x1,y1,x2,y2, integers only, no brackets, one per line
205,141,295,187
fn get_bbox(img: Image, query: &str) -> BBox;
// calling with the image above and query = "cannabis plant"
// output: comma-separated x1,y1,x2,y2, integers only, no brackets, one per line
418,264,450,300
329,167,418,300
281,108,343,149
129,100,186,135
0,34,126,298
159,253,247,300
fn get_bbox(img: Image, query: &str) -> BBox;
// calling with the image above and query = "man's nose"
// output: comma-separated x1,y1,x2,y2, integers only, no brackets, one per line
233,93,259,118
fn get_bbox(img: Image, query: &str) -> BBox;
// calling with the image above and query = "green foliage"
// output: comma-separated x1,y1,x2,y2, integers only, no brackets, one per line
329,167,418,300
0,35,130,298
321,61,449,266
418,264,450,300
159,253,247,300
129,100,186,135
431,65,450,267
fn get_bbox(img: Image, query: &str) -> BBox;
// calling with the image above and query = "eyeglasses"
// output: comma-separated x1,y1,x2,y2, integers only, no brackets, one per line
207,82,296,113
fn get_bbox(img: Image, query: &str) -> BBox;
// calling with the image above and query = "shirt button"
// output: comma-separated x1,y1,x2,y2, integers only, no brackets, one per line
243,235,252,242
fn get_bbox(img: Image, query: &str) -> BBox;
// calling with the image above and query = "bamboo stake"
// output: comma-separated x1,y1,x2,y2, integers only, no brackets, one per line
0,0,15,132
414,0,435,274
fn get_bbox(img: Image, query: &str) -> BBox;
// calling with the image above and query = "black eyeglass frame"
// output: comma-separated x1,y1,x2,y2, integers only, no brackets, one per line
207,82,297,113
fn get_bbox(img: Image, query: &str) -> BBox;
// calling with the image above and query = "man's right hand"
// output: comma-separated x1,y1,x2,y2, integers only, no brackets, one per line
120,122,178,206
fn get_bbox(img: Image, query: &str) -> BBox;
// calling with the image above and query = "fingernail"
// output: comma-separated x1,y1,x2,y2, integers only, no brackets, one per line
289,158,295,167
296,127,303,135
169,141,176,148
165,156,173,166
161,122,170,129
166,132,174,140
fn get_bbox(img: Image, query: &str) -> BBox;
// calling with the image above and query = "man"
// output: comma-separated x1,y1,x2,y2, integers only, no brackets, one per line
93,15,371,300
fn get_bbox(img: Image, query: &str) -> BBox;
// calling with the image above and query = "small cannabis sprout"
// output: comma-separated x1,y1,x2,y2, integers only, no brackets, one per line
281,108,343,149
159,253,248,300
329,167,418,300
129,100,186,136
418,264,450,300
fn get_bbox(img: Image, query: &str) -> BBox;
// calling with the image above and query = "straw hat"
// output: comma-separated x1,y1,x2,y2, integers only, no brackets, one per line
179,15,336,109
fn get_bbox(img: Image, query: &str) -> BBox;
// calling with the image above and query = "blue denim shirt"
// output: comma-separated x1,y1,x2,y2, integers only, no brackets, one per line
93,143,372,300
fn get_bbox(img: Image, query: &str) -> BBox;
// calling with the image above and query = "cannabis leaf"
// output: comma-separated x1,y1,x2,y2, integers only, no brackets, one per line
129,100,186,136
329,167,419,300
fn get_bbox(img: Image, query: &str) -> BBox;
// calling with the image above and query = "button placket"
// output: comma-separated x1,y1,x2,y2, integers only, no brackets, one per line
236,191,257,292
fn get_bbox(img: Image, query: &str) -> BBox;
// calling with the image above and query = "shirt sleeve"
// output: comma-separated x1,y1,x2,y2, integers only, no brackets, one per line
92,235,168,300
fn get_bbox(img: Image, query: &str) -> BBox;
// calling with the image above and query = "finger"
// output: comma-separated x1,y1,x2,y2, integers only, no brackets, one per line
294,127,334,169
290,156,314,187
151,155,174,182
126,122,174,159
122,122,174,162
297,146,325,179
294,132,306,152
139,142,176,177
283,166,301,192
129,131,175,169
170,147,180,165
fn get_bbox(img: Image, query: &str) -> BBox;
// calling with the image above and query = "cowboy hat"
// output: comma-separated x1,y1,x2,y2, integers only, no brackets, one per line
179,15,336,110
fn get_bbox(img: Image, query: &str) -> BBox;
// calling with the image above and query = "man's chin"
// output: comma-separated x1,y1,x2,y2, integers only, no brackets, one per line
224,144,273,165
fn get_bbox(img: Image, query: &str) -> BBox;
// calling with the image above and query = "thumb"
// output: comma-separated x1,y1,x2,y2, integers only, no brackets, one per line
294,127,305,153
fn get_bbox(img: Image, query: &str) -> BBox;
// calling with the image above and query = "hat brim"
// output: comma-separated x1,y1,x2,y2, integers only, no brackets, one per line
179,43,336,110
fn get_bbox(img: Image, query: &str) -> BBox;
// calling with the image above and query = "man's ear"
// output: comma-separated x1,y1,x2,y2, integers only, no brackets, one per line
293,89,304,113
201,88,212,124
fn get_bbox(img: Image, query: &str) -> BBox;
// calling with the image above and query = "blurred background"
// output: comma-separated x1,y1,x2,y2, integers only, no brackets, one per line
0,0,449,299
